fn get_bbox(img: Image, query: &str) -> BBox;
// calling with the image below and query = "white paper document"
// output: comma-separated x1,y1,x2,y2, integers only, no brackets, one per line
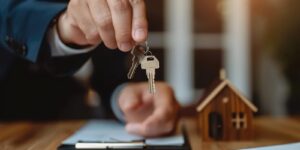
241,142,300,150
62,120,184,146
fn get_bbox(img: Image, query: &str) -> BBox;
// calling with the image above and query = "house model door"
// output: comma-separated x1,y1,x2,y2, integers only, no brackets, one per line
208,112,223,140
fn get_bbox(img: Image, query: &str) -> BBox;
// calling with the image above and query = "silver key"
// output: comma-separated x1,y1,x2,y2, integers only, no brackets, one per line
141,55,160,94
127,44,148,79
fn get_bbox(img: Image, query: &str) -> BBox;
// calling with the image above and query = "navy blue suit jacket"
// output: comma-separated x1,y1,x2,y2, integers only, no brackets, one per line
0,0,129,120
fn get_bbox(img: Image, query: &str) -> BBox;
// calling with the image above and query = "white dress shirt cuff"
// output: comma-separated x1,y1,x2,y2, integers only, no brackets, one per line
111,83,128,123
48,25,97,57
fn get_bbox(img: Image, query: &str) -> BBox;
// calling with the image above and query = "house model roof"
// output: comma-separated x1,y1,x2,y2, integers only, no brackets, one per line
196,79,258,112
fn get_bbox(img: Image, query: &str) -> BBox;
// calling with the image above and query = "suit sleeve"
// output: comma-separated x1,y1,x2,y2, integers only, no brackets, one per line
0,0,95,76
0,0,66,62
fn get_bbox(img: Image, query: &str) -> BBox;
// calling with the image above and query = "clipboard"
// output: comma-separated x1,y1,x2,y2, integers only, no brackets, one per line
57,120,191,150
58,134,190,150
58,138,190,150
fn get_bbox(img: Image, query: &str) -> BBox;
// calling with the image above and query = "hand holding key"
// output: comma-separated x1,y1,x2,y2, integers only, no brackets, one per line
57,0,148,51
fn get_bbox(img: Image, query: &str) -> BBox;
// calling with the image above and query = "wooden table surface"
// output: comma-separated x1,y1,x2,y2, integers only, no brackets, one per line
0,117,300,150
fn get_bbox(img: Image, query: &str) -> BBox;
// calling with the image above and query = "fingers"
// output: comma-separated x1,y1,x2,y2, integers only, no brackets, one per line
107,0,134,51
118,84,144,115
62,0,148,50
68,0,101,45
118,89,147,123
129,0,148,42
88,0,117,49
57,12,90,45
119,94,142,113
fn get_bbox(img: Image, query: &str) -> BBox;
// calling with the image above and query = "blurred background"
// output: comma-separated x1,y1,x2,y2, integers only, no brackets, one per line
137,0,300,116
1,0,300,118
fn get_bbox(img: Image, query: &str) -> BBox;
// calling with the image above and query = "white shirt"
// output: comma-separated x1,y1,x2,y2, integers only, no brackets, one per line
48,25,96,56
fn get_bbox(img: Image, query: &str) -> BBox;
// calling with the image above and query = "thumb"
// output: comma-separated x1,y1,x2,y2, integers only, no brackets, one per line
125,123,143,135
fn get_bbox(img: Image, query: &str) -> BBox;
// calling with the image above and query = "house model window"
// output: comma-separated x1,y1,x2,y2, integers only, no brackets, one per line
231,112,247,129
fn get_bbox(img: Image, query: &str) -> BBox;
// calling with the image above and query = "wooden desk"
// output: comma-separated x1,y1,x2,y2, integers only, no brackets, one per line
0,117,300,150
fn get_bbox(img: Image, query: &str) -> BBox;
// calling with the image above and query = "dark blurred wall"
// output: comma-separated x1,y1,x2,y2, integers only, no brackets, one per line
251,0,300,115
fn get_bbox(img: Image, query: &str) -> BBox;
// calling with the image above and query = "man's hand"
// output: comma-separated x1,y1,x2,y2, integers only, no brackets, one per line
57,0,148,51
118,82,180,137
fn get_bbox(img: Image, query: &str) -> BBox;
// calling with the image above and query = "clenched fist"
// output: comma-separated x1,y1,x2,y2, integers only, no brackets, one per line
57,0,148,51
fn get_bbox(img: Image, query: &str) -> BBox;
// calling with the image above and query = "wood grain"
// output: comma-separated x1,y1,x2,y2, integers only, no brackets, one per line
184,117,300,150
0,117,300,150
0,121,84,150
198,86,254,141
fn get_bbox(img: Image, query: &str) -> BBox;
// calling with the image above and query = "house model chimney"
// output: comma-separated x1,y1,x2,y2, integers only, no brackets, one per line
220,68,226,80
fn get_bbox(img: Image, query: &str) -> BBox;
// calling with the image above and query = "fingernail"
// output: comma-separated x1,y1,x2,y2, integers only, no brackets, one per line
120,42,132,51
134,29,146,41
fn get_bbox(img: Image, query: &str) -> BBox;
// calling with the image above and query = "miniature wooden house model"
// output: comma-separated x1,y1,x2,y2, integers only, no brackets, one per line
196,70,258,141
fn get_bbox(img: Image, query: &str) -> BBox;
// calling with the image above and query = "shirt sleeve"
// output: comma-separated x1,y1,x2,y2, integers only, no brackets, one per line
47,24,97,57
110,83,128,123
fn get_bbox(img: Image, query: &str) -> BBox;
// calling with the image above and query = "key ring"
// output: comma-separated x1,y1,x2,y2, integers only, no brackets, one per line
144,50,152,56
131,41,150,55
141,41,152,56
142,41,150,53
